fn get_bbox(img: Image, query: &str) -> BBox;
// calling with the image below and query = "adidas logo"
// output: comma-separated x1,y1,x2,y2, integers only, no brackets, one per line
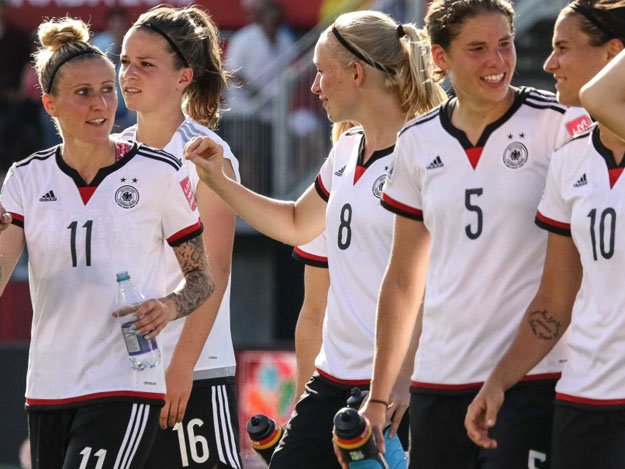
39,190,57,202
426,156,444,170
573,174,587,188
335,165,346,177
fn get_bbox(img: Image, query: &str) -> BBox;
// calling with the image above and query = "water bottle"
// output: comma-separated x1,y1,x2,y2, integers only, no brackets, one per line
115,271,160,371
246,414,284,464
346,387,368,409
334,407,388,469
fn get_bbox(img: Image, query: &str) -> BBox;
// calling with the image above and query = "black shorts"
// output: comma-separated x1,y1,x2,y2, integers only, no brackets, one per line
28,401,161,469
551,402,625,469
269,374,409,469
409,380,556,469
144,377,241,469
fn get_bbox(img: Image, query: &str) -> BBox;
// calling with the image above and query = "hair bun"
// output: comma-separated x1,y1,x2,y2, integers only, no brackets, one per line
38,18,90,52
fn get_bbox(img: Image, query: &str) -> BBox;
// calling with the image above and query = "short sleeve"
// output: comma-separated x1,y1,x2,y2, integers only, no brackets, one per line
380,130,423,220
535,154,571,236
163,164,204,247
293,232,328,268
0,164,25,228
556,107,592,149
315,146,337,202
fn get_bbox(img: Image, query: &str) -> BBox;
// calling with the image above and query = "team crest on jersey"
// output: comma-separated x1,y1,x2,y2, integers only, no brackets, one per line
115,185,140,209
372,174,386,198
503,142,528,169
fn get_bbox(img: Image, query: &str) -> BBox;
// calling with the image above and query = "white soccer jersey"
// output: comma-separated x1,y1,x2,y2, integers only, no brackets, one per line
313,127,395,383
293,232,328,268
0,141,202,408
382,87,591,390
119,118,240,379
537,125,625,406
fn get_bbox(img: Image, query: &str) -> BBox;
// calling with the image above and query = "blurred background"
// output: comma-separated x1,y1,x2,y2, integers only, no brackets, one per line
0,0,568,466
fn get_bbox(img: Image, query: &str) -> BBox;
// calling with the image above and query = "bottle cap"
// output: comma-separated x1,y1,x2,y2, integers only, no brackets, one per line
333,407,365,439
346,387,368,409
116,271,130,282
247,414,275,440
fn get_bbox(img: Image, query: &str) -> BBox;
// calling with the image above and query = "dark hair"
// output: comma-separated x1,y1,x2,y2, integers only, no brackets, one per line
132,5,228,129
325,10,447,120
33,17,110,95
425,0,515,50
562,0,625,46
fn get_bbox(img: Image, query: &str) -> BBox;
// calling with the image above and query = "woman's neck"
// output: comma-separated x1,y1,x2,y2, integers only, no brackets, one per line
358,95,406,164
136,109,186,149
598,123,625,166
451,87,515,146
61,137,114,184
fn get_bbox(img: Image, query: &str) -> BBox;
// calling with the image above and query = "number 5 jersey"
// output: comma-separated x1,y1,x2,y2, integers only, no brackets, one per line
381,87,589,390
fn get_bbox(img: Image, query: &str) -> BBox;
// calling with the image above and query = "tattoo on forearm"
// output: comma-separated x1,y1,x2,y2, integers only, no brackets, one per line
168,236,214,319
528,309,561,340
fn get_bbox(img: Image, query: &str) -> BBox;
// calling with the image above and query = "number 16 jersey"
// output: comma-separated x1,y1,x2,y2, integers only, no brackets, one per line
382,87,590,389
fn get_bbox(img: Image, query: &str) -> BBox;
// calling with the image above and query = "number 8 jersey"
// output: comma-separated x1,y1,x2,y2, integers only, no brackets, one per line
381,87,590,390
0,141,202,409
537,125,625,406
313,126,395,383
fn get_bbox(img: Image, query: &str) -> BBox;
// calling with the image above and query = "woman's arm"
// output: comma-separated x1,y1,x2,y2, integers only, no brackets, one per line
184,136,326,246
159,161,237,429
294,264,330,401
0,209,25,295
580,48,625,138
465,233,582,448
129,231,214,339
361,215,430,453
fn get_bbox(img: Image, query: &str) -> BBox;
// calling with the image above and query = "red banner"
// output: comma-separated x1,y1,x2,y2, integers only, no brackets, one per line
7,0,323,33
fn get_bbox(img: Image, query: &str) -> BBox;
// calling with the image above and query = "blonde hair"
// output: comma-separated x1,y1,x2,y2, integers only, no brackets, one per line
323,10,447,120
132,5,228,129
33,17,109,95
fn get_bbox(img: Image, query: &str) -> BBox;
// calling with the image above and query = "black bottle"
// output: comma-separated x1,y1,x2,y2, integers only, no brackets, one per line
246,414,284,464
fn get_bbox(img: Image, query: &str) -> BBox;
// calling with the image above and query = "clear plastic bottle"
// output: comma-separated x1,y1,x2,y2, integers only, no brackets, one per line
115,271,161,371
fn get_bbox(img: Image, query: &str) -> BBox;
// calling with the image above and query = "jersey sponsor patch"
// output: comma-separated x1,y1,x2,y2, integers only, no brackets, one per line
565,116,592,137
180,177,197,211
503,142,529,169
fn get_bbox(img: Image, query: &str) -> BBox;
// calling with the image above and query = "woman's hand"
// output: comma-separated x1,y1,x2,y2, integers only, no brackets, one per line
0,204,12,233
184,136,226,186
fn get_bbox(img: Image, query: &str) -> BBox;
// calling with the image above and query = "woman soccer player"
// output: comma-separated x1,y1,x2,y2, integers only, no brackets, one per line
185,10,447,468
117,6,242,468
0,17,212,468
466,2,625,468
362,1,590,467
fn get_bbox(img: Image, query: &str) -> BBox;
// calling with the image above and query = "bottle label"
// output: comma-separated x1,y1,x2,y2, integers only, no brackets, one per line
121,321,158,356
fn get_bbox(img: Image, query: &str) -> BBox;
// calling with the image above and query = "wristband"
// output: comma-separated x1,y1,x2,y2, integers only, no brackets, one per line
368,398,389,408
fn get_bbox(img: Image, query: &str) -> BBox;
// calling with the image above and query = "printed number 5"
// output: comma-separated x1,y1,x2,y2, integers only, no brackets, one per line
465,188,483,240
528,449,546,469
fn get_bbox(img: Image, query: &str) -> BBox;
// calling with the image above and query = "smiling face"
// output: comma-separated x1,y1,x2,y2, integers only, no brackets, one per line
310,37,356,123
543,13,613,106
119,28,190,114
432,11,516,108
43,57,117,144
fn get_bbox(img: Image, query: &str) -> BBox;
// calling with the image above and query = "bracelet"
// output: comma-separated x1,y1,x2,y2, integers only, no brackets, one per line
368,398,389,408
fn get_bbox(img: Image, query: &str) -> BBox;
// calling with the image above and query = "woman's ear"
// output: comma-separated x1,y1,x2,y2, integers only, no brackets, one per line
41,93,56,117
177,67,194,92
431,44,449,72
